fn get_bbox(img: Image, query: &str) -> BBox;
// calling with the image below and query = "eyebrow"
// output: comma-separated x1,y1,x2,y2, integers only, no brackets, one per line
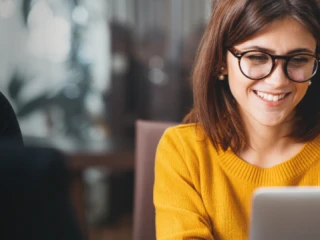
241,46,315,55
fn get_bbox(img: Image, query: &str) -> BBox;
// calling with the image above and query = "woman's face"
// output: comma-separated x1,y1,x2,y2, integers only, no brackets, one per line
226,17,316,128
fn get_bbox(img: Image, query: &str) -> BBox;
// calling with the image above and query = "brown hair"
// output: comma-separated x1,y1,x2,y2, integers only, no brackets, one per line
184,0,320,153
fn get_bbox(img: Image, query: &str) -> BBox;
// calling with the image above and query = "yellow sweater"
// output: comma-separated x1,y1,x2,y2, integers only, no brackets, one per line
154,124,320,240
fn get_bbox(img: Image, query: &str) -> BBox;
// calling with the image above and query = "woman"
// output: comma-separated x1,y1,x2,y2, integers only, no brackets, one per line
154,0,320,239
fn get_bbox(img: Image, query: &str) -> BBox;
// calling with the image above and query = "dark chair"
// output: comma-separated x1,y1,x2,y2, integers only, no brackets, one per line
133,120,177,240
0,92,23,145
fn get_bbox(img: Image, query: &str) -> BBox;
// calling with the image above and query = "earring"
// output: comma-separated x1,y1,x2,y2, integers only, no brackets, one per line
218,74,225,81
218,67,225,81
309,81,312,86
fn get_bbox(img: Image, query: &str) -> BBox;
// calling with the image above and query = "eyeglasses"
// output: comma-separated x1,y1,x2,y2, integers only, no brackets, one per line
228,48,320,83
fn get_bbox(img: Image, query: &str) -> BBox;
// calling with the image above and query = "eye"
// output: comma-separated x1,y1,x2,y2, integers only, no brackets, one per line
248,55,268,61
289,55,314,67
290,57,309,64
244,52,270,64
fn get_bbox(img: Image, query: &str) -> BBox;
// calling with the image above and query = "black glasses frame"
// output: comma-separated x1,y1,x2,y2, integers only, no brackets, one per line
228,48,320,83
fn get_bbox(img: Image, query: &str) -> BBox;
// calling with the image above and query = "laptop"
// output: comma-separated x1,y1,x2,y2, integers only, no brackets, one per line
249,187,320,240
0,145,84,240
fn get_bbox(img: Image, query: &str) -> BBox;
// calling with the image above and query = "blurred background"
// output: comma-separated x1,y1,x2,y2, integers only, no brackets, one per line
0,0,211,239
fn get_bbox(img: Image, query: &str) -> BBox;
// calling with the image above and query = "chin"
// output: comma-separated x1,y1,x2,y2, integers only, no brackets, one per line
256,117,288,127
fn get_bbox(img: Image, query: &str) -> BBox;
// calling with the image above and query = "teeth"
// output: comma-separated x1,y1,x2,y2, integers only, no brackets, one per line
256,91,286,102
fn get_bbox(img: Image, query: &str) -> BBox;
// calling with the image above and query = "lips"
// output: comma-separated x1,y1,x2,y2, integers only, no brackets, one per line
254,90,290,102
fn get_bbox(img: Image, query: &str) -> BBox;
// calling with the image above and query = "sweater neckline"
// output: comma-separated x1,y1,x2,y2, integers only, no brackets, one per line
217,135,320,185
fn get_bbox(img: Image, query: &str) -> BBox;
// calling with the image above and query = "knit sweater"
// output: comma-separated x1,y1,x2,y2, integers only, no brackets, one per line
154,124,320,240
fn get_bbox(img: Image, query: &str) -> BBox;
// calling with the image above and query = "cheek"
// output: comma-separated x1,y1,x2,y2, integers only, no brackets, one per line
295,84,309,101
226,53,241,76
226,54,248,86
226,53,255,99
226,60,240,90
227,78,248,106
228,68,253,96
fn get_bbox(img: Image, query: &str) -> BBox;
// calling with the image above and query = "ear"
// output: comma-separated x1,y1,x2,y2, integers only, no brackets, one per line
221,54,228,74
220,62,228,75
221,66,228,75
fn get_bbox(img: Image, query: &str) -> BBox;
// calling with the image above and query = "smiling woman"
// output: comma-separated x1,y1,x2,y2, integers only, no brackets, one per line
227,17,315,140
154,0,320,240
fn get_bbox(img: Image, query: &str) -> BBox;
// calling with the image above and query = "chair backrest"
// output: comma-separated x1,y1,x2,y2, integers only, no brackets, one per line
133,120,177,240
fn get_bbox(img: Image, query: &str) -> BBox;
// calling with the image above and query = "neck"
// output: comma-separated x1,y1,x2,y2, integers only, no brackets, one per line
247,120,291,150
238,115,304,168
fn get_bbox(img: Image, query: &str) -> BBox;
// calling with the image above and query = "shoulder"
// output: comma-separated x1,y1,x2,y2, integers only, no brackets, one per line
0,92,23,145
0,92,12,110
0,92,18,124
161,123,205,143
158,123,214,156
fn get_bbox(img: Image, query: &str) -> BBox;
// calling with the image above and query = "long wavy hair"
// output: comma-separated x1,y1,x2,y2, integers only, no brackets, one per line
184,0,320,153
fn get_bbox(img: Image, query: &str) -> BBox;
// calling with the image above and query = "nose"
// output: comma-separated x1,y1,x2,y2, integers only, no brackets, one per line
264,60,290,87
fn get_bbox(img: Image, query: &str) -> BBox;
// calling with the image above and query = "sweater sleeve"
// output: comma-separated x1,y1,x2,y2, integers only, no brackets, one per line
154,127,214,240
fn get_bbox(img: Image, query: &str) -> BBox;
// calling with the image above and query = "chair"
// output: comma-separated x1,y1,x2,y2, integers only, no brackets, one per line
133,120,177,240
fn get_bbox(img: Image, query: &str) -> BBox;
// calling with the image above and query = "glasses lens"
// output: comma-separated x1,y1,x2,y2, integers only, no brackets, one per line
240,51,272,79
287,55,318,82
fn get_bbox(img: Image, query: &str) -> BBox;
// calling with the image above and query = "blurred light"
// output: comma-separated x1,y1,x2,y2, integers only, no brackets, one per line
149,68,168,86
27,14,71,62
27,1,54,29
85,92,104,117
148,55,168,85
84,168,110,183
88,127,106,142
112,53,128,75
72,5,89,25
0,0,15,18
78,47,94,64
46,17,71,62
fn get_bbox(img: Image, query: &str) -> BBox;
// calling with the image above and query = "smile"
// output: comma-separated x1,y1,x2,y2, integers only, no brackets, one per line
255,91,289,102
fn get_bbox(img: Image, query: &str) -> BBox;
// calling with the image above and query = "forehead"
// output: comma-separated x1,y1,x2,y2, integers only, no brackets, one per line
234,17,317,54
